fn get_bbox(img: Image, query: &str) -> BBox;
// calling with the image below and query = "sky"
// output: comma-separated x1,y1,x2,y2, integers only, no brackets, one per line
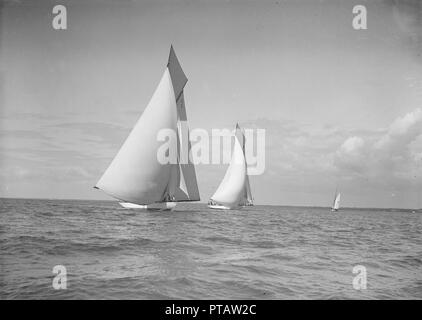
0,0,421,208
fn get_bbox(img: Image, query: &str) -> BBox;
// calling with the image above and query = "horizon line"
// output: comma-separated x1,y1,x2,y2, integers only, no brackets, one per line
0,196,420,211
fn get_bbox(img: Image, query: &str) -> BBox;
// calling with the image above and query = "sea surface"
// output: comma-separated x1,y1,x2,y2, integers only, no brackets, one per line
1,198,421,299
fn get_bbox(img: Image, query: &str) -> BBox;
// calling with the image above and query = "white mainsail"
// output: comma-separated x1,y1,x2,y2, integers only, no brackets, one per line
332,192,341,210
95,46,200,206
210,124,251,209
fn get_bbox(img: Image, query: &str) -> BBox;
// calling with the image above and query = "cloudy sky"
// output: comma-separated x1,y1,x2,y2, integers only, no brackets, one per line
1,0,421,208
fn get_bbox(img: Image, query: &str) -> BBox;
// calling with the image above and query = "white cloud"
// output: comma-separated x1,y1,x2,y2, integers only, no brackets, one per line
334,108,422,182
375,108,422,151
334,136,366,173
340,136,365,154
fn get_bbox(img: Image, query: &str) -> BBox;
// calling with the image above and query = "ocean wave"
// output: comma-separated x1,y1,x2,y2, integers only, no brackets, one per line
1,199,420,299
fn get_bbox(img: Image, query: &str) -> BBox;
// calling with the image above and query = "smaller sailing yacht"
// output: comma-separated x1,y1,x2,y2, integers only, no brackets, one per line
208,124,253,210
331,190,341,212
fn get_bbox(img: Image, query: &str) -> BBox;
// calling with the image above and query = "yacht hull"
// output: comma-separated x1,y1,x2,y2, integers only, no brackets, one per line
119,202,176,211
208,204,238,210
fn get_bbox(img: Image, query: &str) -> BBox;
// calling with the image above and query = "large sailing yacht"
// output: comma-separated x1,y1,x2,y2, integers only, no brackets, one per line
95,46,200,210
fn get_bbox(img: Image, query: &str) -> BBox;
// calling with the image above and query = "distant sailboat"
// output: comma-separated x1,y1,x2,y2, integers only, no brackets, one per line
331,189,341,212
208,124,253,210
95,46,200,211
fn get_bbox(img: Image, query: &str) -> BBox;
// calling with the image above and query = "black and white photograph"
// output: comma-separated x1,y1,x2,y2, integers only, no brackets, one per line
0,0,421,302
